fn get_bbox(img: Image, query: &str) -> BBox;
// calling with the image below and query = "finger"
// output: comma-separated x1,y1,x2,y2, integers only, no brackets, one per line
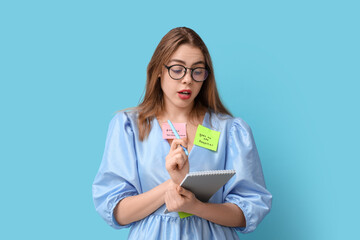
177,186,193,198
176,138,187,147
170,139,181,151
166,153,184,170
180,149,188,162
168,148,186,167
170,139,187,151
173,145,189,160
174,153,187,169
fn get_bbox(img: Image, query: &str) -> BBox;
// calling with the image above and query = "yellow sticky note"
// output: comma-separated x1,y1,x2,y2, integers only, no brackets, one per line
178,212,193,219
194,125,220,151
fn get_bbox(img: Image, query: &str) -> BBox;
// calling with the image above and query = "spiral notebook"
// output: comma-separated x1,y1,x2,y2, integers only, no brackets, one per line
164,169,236,218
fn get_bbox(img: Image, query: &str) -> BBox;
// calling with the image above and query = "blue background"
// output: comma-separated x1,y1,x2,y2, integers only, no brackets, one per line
1,0,359,239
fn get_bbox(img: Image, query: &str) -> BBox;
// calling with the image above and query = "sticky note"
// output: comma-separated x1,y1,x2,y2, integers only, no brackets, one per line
193,125,220,151
162,122,187,139
178,212,193,219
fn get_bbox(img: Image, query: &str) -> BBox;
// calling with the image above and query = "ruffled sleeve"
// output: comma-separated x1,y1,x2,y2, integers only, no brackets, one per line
223,118,272,233
92,112,140,229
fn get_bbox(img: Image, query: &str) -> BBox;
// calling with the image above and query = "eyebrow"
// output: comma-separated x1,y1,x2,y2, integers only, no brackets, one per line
169,59,206,66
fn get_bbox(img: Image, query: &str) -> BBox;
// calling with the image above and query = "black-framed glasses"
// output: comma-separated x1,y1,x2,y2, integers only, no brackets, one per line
164,64,209,82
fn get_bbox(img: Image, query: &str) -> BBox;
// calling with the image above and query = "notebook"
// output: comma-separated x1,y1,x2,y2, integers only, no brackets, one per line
164,169,236,217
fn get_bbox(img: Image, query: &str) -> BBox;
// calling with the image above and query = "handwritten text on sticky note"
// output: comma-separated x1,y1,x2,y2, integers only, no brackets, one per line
194,125,220,151
162,122,187,139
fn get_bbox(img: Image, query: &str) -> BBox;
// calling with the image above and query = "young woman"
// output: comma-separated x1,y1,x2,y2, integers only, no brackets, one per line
92,27,272,239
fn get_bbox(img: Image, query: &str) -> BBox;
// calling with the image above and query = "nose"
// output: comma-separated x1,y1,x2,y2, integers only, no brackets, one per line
181,70,192,84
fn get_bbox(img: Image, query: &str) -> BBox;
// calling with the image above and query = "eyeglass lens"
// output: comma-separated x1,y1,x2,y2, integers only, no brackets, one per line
169,65,208,82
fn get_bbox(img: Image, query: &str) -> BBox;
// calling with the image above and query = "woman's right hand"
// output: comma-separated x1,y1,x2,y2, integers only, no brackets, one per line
165,139,189,185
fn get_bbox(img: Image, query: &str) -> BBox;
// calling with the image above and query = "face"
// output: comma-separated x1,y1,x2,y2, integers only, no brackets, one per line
160,44,205,111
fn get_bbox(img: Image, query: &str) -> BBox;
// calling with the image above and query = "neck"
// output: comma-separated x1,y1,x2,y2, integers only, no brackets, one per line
160,102,194,123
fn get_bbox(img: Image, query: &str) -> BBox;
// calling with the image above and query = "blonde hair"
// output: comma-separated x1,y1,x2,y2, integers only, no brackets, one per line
136,27,231,141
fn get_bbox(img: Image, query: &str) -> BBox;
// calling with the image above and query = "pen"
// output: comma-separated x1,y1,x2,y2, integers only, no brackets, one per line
167,120,189,156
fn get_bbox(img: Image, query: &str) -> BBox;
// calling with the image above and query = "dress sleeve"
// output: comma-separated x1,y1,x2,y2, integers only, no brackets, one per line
223,118,272,233
92,112,140,229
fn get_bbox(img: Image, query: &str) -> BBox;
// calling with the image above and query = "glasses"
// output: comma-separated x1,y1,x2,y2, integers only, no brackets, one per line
164,64,209,82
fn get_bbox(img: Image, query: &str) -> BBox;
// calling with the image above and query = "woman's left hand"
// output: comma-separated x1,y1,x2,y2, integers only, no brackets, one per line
165,181,199,213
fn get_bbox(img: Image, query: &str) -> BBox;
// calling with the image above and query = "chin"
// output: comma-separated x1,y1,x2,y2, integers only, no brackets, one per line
174,99,194,109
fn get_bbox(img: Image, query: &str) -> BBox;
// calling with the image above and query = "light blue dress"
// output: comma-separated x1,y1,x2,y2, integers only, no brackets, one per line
92,110,272,239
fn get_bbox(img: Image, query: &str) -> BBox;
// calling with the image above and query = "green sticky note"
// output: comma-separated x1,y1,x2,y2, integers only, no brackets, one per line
178,212,193,219
194,125,220,151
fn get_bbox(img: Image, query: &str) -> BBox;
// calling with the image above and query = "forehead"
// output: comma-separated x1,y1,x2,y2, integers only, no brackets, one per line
169,44,205,64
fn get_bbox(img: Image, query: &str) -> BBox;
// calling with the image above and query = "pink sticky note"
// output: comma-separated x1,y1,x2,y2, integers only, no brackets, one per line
162,122,187,139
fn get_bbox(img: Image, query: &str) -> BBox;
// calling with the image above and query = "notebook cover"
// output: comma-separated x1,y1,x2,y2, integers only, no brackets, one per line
180,170,236,202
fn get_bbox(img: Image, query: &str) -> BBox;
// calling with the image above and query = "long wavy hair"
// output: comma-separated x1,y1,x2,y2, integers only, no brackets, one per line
136,27,232,141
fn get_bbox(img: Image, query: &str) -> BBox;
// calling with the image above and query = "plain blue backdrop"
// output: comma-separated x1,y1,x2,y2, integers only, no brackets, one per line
1,0,359,239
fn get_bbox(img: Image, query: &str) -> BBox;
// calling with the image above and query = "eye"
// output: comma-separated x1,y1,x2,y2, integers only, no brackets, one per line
171,69,183,74
170,66,184,74
193,68,205,75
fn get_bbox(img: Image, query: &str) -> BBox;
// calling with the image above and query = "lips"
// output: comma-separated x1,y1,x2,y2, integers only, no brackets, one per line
178,89,192,100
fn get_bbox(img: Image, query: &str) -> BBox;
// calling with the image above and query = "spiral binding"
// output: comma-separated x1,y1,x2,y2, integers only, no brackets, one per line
187,169,236,177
